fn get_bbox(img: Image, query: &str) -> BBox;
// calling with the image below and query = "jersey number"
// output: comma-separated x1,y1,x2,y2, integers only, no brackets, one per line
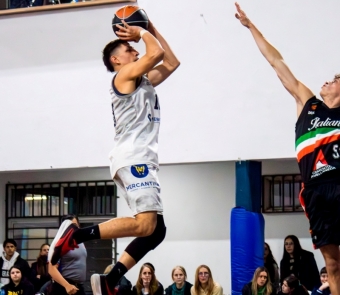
154,95,160,110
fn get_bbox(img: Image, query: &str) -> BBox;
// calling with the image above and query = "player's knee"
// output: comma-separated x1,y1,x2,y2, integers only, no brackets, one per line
325,259,340,275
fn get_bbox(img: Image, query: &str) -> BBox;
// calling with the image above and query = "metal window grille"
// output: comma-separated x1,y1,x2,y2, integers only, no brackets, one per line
262,174,303,213
5,180,118,265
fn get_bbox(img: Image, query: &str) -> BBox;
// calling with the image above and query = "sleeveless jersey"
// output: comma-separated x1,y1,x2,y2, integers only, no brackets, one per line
295,96,340,186
108,74,160,177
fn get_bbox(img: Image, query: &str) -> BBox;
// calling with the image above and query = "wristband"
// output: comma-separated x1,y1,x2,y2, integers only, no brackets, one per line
140,29,147,38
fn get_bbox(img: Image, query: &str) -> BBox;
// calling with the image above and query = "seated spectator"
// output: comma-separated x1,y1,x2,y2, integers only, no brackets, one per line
1,265,35,295
165,266,193,295
144,263,164,290
264,243,280,292
242,266,276,295
132,263,163,295
278,275,309,295
280,235,319,291
311,267,330,295
0,239,31,286
190,265,222,295
30,243,51,293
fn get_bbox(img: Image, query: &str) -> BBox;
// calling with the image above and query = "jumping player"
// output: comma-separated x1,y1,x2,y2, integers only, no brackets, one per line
49,17,180,295
235,3,340,295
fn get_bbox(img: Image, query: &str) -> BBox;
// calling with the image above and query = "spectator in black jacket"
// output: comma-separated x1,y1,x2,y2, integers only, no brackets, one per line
311,267,330,295
242,266,276,295
30,243,51,293
165,266,193,295
280,235,319,291
1,265,35,295
0,239,31,287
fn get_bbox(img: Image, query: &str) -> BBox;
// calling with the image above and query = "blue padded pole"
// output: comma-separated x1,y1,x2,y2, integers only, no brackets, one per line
231,161,264,295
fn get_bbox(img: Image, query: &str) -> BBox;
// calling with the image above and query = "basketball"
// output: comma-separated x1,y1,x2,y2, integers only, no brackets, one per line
112,6,149,36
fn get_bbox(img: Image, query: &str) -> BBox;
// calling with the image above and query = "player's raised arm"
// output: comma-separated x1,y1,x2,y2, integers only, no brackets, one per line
235,2,314,116
145,20,181,87
115,21,165,81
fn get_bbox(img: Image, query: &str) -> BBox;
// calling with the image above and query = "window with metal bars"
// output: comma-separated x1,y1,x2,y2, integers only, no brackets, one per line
262,174,303,213
5,180,118,265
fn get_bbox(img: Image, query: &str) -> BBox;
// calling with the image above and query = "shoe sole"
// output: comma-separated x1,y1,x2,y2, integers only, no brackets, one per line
91,274,103,295
48,219,73,265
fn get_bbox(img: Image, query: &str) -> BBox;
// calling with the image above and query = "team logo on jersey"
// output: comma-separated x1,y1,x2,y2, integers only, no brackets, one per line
131,164,149,178
308,104,318,115
311,150,336,178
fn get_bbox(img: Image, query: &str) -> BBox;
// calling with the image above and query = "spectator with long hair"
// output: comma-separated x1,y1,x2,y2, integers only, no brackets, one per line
278,275,309,295
132,263,163,295
280,235,319,290
30,243,51,293
264,243,280,291
242,266,276,295
165,266,193,295
190,265,222,295
1,265,34,295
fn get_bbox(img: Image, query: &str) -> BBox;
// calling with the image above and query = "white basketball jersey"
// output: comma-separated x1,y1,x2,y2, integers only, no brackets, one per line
108,74,160,178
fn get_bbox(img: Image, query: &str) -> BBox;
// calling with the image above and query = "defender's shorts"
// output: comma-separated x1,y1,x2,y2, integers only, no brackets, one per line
300,183,340,249
113,164,163,216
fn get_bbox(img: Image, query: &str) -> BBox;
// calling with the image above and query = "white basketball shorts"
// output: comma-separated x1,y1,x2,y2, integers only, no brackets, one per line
113,164,163,216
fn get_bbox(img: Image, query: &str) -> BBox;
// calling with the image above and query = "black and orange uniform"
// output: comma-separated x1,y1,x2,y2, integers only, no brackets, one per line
296,96,340,248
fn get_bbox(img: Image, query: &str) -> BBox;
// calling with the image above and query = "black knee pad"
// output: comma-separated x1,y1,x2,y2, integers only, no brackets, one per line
125,215,166,263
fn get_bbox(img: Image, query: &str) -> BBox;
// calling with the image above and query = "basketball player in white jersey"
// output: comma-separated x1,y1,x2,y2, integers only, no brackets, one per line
49,18,180,295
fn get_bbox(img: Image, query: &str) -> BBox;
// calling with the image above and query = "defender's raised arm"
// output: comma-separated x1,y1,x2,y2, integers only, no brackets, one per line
235,2,313,117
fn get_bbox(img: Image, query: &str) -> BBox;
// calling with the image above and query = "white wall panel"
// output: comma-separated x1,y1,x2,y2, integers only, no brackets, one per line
1,1,340,170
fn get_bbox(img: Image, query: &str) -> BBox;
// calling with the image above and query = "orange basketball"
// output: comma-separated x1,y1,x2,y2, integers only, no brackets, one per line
112,5,149,36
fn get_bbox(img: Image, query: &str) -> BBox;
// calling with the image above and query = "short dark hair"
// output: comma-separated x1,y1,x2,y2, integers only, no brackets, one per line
3,239,17,248
102,39,128,73
320,267,327,275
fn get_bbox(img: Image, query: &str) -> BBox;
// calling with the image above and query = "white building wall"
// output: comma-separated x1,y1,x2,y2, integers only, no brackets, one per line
0,160,325,293
2,0,340,170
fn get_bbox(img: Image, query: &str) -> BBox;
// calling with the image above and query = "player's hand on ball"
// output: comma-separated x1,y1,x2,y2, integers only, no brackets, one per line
235,2,251,28
115,20,142,42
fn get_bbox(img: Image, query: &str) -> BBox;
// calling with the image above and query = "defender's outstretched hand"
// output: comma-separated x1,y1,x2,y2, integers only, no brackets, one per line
235,2,251,28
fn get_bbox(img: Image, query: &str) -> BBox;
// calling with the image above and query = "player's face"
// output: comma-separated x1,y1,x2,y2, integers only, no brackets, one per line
40,245,49,256
173,269,185,286
10,268,22,284
257,271,268,287
198,267,210,284
281,281,291,294
320,76,340,99
4,243,16,258
141,266,152,286
115,44,139,65
284,238,294,255
320,273,328,284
